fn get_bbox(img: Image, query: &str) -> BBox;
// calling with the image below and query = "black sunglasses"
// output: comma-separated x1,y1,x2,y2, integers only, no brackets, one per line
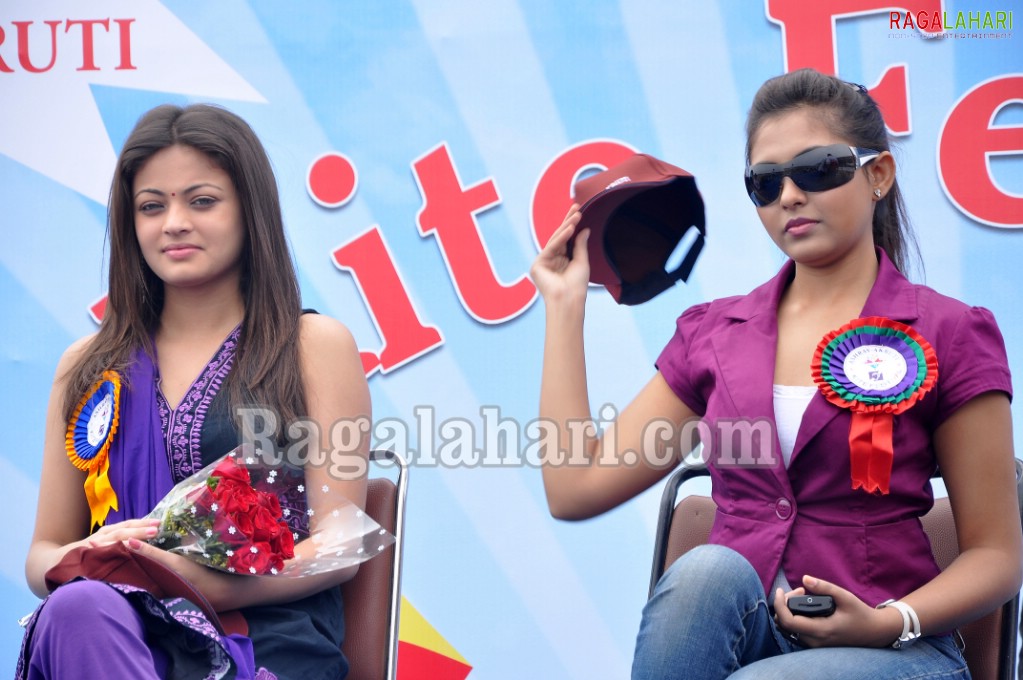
744,144,880,207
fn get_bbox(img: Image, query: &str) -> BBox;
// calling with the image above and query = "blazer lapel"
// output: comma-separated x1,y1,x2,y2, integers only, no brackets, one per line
711,262,789,474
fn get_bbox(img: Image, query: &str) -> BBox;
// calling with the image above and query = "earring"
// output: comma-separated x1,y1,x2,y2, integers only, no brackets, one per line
873,188,882,199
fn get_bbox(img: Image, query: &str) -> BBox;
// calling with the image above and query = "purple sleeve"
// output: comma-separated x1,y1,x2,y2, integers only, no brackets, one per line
655,302,711,415
935,306,1013,424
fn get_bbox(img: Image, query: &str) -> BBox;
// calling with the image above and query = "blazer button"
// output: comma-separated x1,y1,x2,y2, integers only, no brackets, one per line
775,498,793,520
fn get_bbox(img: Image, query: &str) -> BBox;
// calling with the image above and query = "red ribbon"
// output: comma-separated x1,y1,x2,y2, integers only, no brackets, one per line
849,412,894,494
811,317,939,496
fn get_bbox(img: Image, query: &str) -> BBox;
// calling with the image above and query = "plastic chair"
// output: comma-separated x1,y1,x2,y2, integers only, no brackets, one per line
340,449,409,680
649,460,1023,680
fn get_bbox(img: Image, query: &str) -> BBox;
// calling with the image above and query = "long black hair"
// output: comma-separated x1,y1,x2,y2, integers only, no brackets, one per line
64,104,306,427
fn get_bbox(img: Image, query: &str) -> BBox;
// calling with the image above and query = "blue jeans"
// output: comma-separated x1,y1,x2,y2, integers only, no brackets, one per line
633,545,969,679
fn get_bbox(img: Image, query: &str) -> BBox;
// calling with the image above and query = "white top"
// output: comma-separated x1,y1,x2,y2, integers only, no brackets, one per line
771,384,818,594
773,384,817,469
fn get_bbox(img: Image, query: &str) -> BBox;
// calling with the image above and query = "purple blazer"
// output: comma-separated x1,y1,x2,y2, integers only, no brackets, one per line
657,250,1013,605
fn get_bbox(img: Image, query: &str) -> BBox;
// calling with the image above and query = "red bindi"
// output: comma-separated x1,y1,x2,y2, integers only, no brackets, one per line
171,192,176,196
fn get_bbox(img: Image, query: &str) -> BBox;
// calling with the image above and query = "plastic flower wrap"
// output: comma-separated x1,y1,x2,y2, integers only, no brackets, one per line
145,446,394,576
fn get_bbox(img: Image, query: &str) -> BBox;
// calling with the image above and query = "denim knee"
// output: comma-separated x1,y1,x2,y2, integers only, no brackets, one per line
652,544,763,605
635,545,778,679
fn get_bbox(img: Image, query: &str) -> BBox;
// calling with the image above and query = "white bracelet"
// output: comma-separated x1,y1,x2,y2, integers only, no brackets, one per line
876,599,921,649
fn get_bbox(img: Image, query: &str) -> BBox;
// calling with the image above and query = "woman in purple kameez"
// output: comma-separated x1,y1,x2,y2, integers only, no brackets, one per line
20,105,371,680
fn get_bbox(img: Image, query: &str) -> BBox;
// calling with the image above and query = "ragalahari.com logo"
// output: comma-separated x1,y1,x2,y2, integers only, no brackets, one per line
889,9,1014,39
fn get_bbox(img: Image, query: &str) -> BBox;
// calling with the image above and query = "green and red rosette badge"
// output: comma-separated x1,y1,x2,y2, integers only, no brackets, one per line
811,317,938,494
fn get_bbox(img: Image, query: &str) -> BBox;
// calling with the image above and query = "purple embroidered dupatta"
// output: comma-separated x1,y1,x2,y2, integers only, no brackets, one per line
17,348,263,680
104,348,175,523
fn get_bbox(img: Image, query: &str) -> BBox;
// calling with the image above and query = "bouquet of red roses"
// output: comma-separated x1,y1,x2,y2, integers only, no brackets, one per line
146,448,393,577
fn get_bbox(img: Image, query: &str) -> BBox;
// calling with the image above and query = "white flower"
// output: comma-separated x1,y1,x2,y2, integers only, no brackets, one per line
293,532,300,541
270,567,278,575
228,526,237,535
249,567,257,574
210,503,218,512
297,485,305,493
205,529,213,537
307,509,315,517
228,567,236,573
321,485,329,493
226,549,234,556
190,506,197,515
250,546,259,553
283,508,291,517
332,509,340,518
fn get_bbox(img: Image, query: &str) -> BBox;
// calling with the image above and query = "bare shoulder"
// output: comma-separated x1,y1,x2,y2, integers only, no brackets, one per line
297,314,366,389
298,313,359,358
297,315,370,431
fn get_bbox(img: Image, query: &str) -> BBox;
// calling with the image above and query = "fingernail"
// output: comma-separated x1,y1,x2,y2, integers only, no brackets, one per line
128,538,142,550
805,576,818,587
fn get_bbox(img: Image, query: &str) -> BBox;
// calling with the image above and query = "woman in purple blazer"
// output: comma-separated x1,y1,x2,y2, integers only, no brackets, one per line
532,68,1020,679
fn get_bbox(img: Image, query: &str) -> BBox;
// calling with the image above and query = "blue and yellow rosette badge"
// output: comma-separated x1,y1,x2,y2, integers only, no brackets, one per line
811,317,938,495
65,370,122,528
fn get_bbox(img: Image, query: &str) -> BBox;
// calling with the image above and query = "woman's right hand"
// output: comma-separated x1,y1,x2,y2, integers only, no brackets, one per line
27,518,163,597
48,518,162,567
82,518,162,549
530,204,590,303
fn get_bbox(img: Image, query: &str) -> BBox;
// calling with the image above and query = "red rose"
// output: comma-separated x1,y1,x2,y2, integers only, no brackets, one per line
215,479,259,515
272,525,295,559
249,505,283,542
255,489,282,517
228,542,276,574
230,508,255,538
210,457,252,486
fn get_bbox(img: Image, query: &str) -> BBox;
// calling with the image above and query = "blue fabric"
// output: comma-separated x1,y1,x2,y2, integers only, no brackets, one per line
632,545,969,680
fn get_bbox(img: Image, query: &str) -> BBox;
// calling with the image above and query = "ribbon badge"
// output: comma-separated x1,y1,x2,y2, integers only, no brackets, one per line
811,317,938,494
65,370,122,528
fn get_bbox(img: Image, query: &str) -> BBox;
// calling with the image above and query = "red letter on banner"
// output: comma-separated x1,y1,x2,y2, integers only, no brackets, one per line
114,19,136,70
765,0,944,135
14,20,61,73
939,76,1023,228
332,225,443,376
412,143,536,324
65,19,109,71
531,140,637,250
